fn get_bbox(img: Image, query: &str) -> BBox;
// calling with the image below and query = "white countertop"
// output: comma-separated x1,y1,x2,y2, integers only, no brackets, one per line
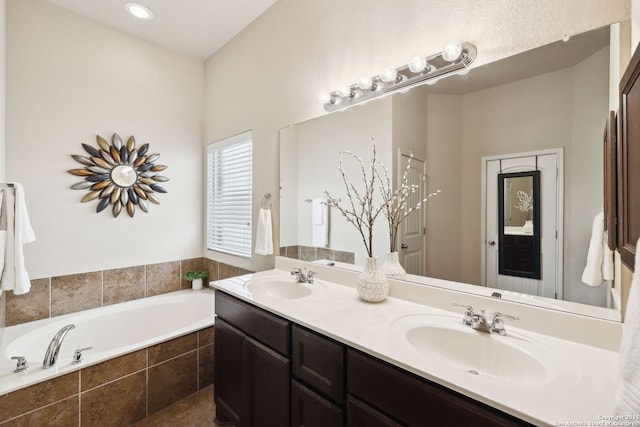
210,265,620,426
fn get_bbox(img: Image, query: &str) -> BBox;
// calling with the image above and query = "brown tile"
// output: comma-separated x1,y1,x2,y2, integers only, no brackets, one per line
300,246,317,261
0,396,79,427
132,385,216,427
51,272,102,317
287,245,300,259
198,327,215,347
103,266,145,305
148,333,197,366
204,259,219,282
181,258,205,290
148,352,198,415
335,250,355,264
317,247,334,261
5,278,50,326
218,263,238,280
0,372,79,422
198,344,214,389
146,261,180,296
279,246,286,256
81,371,146,427
236,267,253,276
81,349,146,391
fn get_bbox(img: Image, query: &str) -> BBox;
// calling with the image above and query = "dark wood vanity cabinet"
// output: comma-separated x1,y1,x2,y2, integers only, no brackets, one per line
214,290,532,427
214,291,291,427
346,350,532,427
291,325,345,426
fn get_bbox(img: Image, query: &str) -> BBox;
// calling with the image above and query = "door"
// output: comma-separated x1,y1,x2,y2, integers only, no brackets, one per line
483,150,562,299
398,153,426,275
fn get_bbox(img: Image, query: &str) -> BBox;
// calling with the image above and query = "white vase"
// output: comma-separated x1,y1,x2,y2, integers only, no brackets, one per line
192,278,203,291
381,252,407,279
357,256,389,302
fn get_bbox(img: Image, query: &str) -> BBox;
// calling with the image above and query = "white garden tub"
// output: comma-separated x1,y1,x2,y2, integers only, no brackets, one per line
0,289,215,395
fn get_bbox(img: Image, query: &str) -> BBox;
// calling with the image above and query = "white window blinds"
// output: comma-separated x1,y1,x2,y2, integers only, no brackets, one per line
207,132,253,258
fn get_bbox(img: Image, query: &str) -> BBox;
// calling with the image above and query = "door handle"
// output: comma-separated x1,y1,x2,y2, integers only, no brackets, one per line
488,240,496,246
400,243,409,249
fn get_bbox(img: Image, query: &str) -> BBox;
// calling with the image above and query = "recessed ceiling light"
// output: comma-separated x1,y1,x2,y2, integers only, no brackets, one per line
124,2,154,21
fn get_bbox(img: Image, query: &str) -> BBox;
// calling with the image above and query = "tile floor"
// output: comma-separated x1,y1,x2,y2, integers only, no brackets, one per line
133,385,219,427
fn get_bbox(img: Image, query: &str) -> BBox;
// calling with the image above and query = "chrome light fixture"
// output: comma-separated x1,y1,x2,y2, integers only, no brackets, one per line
321,42,477,112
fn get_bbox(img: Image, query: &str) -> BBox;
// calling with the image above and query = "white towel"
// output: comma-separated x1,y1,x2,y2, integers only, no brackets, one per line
254,208,273,256
0,183,36,295
0,190,6,280
615,237,640,415
311,198,328,247
581,212,614,287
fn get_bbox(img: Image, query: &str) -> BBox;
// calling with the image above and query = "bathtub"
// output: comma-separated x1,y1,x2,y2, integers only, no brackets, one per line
0,289,215,396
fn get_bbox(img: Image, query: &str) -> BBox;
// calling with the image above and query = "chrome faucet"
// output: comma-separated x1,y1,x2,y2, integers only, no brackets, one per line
291,268,316,283
42,324,75,369
452,304,519,335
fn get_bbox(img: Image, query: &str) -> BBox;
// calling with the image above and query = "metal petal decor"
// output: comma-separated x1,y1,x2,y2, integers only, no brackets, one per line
68,134,169,217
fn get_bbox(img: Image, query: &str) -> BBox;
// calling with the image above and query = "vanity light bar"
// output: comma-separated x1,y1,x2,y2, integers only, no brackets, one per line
323,42,477,112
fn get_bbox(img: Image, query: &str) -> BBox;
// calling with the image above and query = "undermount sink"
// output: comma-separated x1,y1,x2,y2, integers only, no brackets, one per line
392,314,579,385
244,276,323,299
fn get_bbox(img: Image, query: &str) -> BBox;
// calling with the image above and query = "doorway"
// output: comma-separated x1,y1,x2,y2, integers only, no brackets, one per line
398,152,426,275
481,149,563,299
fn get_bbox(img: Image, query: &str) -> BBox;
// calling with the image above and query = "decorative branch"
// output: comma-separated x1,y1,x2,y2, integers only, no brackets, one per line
324,139,387,257
514,190,533,213
376,153,440,252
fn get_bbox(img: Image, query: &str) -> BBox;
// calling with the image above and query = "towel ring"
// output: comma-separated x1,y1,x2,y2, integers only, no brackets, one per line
260,193,272,210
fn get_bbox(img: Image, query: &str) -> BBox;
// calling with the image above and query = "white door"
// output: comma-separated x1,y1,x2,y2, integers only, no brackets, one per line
483,150,563,299
399,153,426,275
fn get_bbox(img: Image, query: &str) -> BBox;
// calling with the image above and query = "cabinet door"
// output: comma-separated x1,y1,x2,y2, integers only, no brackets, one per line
246,336,291,427
292,325,344,403
214,318,246,426
292,380,343,427
346,395,401,427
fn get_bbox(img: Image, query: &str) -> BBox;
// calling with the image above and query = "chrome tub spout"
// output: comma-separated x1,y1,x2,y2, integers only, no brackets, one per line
42,324,75,369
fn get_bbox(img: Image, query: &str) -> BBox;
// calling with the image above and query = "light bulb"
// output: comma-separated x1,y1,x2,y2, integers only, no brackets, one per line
457,67,471,76
425,78,439,86
358,75,373,90
408,56,427,73
380,67,397,83
337,85,351,97
124,3,154,20
562,34,570,42
442,43,463,62
318,93,331,104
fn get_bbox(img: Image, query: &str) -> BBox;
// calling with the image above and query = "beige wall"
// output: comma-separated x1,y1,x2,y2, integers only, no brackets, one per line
204,0,629,273
0,0,5,183
6,0,204,278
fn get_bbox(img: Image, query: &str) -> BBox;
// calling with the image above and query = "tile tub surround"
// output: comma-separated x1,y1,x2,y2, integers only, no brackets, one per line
4,257,252,327
279,245,355,264
0,327,215,426
212,261,623,426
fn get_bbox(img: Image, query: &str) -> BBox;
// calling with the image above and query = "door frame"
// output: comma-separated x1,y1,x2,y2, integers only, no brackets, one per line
480,148,564,299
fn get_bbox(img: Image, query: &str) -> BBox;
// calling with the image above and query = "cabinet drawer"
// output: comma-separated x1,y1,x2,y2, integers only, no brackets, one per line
347,350,531,427
215,290,290,356
292,380,343,427
347,395,402,427
293,325,344,403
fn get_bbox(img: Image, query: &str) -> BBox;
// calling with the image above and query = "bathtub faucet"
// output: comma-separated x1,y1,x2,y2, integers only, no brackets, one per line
42,324,75,369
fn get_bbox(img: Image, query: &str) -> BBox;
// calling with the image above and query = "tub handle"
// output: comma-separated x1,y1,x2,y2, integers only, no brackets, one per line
11,356,29,373
71,347,93,364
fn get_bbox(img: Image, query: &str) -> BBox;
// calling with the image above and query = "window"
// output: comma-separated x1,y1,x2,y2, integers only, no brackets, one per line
207,131,253,258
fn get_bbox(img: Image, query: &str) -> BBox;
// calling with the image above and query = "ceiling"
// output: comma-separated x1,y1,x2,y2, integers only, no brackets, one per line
45,0,278,59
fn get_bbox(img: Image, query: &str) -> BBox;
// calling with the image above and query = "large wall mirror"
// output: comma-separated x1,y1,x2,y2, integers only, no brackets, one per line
279,24,622,321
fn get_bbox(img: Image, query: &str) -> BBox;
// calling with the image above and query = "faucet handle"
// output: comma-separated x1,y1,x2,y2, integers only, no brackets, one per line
72,347,93,364
490,312,519,335
306,271,317,283
451,303,474,326
11,356,29,373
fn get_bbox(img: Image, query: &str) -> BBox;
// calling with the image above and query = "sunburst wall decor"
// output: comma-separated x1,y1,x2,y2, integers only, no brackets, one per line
68,133,169,217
